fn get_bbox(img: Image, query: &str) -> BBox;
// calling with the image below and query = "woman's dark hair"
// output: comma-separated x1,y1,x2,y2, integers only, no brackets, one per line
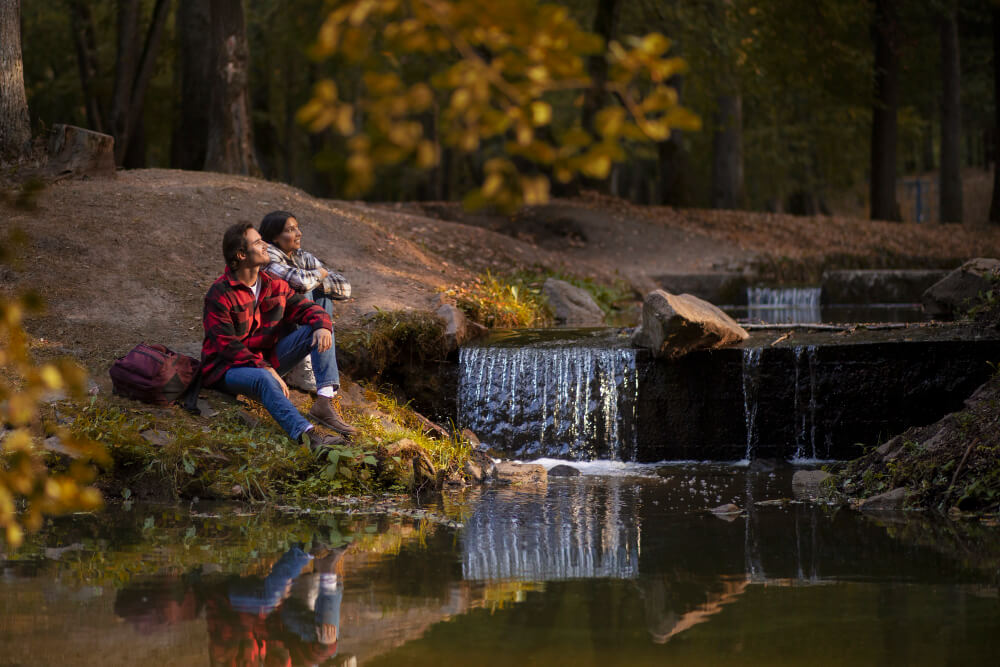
222,222,255,270
259,210,296,245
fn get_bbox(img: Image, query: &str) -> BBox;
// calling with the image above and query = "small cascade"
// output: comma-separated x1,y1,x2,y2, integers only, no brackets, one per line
741,348,762,461
457,340,640,460
791,345,820,460
746,286,822,324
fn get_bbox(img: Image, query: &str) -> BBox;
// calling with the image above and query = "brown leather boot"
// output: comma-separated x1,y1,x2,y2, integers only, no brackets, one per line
298,428,347,452
308,397,359,437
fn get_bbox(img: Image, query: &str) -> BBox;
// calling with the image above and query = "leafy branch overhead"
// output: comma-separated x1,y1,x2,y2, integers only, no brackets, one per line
299,0,700,211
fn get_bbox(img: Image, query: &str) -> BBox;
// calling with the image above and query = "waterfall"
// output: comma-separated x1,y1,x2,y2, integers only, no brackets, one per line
457,343,640,460
741,348,762,462
746,287,822,324
791,345,820,461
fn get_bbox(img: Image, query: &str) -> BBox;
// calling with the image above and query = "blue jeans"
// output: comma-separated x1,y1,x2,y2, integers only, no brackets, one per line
306,289,338,382
223,324,341,440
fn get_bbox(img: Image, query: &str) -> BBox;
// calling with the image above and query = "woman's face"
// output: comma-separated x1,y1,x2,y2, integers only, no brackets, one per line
276,217,302,253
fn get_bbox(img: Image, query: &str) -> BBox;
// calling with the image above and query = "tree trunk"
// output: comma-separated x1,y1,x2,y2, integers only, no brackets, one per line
656,74,689,206
67,0,104,133
579,0,620,193
204,0,259,175
0,0,31,162
711,94,743,209
108,0,171,166
939,5,962,223
171,0,212,170
870,0,901,221
991,7,1000,223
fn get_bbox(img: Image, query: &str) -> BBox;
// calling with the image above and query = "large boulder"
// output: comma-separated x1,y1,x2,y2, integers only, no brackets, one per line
921,258,1000,319
542,278,604,325
631,290,749,360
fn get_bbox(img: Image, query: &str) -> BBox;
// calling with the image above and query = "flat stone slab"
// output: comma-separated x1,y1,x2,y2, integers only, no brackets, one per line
495,462,547,485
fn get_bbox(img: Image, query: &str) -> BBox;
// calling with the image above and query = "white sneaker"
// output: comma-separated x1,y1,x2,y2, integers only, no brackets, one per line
285,355,317,392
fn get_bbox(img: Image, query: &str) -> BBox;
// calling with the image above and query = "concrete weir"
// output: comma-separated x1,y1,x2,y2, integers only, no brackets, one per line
453,327,1000,462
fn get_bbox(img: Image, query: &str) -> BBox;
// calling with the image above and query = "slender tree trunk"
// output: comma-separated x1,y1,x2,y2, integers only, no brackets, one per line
991,7,1000,223
67,0,104,133
656,74,689,206
711,94,743,209
939,5,962,223
204,0,259,175
870,0,901,221
108,0,171,166
172,0,212,169
0,0,31,162
579,0,620,193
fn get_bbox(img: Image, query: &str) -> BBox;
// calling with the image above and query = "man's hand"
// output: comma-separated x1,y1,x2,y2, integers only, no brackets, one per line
312,328,332,353
316,267,329,280
267,367,290,398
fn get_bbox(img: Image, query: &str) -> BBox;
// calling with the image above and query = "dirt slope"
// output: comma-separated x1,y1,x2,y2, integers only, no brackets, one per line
4,168,1000,382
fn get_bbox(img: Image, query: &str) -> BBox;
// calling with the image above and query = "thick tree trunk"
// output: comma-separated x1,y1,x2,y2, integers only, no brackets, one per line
991,8,1000,223
870,0,901,221
0,0,31,162
939,6,962,223
67,0,104,133
171,0,212,170
204,0,259,175
711,94,743,209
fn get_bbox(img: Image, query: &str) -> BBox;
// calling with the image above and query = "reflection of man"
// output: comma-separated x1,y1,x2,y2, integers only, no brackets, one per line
114,544,348,667
200,223,358,450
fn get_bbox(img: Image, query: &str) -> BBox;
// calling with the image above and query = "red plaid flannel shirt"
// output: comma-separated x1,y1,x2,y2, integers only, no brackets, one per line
200,267,332,387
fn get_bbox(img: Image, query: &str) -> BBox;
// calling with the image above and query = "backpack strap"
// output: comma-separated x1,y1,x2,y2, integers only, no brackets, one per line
180,369,204,415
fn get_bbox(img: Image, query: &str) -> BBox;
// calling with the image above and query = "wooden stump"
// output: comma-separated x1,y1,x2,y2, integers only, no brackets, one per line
46,124,115,179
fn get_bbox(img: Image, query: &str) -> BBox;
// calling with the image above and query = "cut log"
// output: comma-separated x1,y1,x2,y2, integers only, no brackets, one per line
46,124,115,179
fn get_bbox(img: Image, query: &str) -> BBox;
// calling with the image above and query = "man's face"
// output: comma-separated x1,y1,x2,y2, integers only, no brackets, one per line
242,228,270,267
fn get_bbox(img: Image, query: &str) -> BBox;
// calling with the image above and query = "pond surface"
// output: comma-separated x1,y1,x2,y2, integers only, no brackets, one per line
2,466,998,666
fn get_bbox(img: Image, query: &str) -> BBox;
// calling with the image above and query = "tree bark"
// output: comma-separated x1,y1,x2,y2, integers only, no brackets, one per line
656,74,689,206
204,0,259,175
67,0,104,133
870,0,901,221
0,0,31,162
939,5,962,223
711,94,743,209
991,7,1000,223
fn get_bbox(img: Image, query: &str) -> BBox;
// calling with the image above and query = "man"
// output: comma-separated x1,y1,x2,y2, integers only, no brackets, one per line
201,222,358,448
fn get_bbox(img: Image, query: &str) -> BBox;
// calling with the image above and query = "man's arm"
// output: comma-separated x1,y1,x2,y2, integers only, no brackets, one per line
282,285,333,331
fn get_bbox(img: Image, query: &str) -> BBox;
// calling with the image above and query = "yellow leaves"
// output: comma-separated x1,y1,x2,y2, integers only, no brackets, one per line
529,101,551,127
301,0,700,212
1,287,106,548
595,107,625,139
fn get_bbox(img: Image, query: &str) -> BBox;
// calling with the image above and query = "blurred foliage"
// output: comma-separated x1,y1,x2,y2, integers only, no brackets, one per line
299,0,699,211
1,232,107,548
442,271,552,327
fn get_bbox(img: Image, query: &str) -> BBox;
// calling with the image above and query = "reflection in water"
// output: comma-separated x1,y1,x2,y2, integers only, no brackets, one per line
461,484,641,581
2,471,999,665
115,545,346,666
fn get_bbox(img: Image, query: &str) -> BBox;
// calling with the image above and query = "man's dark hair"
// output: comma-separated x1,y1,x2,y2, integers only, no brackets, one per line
259,210,296,245
222,222,255,271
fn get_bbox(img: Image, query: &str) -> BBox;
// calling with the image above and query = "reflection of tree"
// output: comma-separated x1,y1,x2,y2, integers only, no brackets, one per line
637,574,748,644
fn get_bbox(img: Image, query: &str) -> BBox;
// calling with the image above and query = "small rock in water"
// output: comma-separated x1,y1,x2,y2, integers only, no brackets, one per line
710,503,741,515
548,464,581,477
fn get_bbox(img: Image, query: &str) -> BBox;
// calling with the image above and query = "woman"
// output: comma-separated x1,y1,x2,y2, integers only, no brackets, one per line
259,210,351,397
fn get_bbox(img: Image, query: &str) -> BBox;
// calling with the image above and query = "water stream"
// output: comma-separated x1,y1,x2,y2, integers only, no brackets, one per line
4,471,998,665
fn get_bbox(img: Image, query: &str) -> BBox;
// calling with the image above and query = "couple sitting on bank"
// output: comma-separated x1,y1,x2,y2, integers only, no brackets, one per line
200,211,355,449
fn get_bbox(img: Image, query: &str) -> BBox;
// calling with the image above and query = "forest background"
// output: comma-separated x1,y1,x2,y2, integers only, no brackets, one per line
8,0,1000,224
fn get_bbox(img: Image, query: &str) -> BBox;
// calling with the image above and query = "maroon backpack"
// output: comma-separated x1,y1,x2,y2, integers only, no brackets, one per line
109,343,200,406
